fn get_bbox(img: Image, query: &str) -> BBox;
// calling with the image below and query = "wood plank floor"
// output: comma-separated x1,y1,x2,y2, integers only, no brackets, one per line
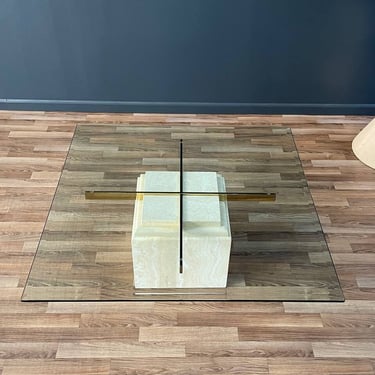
0,111,375,374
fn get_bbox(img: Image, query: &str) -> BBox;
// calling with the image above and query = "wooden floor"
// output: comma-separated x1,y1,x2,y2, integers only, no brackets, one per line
1,111,375,374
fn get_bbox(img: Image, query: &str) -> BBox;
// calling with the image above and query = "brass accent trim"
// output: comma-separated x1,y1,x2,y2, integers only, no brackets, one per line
133,291,226,296
85,191,276,202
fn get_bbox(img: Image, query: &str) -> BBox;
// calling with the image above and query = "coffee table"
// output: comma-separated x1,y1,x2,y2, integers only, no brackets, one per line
22,125,344,301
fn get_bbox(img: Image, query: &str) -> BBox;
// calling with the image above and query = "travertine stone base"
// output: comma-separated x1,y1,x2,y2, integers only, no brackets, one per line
131,171,232,288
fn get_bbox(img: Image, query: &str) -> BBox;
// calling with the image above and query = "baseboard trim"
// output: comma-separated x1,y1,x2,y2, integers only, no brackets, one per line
1,99,375,115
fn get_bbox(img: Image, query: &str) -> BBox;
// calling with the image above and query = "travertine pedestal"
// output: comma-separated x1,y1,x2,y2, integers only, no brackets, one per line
131,171,232,288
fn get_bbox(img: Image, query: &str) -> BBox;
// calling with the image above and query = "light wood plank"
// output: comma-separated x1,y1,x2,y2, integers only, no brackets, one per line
110,357,268,375
139,327,239,342
268,358,374,375
56,341,185,358
1,359,110,375
313,342,375,358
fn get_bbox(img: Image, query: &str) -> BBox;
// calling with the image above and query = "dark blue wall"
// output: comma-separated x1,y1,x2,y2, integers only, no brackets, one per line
0,0,374,114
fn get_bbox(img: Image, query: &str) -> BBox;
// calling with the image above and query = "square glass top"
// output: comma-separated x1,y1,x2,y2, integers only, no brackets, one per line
22,125,344,301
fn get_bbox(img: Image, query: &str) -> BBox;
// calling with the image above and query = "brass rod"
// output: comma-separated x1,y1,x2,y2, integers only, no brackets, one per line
85,191,276,201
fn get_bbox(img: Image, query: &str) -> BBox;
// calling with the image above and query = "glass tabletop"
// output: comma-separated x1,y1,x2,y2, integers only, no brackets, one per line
22,124,344,301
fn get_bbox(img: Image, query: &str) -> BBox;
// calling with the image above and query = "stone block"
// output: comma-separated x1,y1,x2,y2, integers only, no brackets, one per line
131,171,231,288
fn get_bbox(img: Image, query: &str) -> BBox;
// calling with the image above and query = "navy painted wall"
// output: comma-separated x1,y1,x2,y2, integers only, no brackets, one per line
0,0,374,114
